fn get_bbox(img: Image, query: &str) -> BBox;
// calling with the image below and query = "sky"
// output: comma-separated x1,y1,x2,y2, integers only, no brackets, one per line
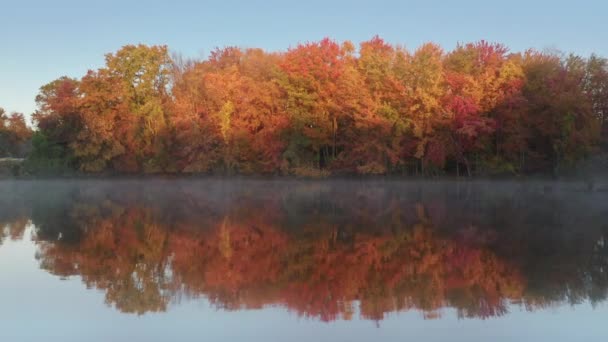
1,0,607,122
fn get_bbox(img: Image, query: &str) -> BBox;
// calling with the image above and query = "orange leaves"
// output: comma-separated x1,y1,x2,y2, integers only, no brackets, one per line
71,71,126,171
171,47,289,173
33,77,81,143
281,38,346,83
34,77,80,120
29,38,605,175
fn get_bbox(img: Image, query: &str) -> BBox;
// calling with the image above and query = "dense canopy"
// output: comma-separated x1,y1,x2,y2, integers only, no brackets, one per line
4,38,608,176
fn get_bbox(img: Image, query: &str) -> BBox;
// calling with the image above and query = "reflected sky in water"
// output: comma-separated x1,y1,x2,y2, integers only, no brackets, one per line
1,180,607,341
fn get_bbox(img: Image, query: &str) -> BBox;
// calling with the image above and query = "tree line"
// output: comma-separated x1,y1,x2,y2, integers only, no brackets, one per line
3,37,608,176
0,108,30,158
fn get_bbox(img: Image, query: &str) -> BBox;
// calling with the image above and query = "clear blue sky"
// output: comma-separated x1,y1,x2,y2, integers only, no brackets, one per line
1,0,606,121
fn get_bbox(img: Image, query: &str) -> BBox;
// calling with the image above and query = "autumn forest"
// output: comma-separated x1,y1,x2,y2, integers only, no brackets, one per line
2,37,608,176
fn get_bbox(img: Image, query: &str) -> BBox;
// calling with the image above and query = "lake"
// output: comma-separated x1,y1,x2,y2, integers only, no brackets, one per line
1,179,607,341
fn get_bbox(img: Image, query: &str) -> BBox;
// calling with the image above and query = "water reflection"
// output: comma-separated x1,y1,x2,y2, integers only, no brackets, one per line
1,180,607,321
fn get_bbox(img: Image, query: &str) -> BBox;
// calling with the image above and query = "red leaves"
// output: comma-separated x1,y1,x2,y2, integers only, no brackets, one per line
281,38,348,91
29,38,604,175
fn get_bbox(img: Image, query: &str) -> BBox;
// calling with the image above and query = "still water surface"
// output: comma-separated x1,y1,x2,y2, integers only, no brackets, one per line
1,180,607,341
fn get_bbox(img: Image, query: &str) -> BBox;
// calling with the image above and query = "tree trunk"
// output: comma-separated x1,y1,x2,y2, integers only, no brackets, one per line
463,157,471,177
332,117,337,158
317,148,321,169
448,133,470,177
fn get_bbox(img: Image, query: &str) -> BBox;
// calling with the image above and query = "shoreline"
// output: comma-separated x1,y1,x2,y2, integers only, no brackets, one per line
0,174,606,185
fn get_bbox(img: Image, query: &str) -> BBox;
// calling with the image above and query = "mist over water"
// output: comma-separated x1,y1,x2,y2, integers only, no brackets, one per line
1,179,607,341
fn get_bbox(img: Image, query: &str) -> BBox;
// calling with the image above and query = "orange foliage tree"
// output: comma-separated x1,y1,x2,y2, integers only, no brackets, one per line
29,38,606,175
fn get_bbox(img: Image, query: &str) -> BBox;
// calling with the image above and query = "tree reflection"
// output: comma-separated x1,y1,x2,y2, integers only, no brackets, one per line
0,180,607,321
